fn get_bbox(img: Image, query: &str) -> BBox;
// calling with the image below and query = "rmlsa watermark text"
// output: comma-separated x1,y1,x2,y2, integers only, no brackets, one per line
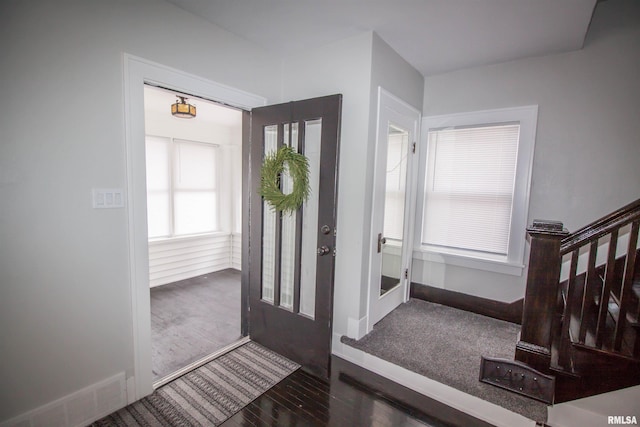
608,416,638,425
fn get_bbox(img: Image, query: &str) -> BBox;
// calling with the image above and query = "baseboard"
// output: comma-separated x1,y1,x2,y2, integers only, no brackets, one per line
347,315,368,339
0,372,127,427
410,282,523,324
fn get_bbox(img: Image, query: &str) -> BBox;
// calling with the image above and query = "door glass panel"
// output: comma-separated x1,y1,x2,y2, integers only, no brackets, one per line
262,125,278,303
380,124,409,295
299,119,322,318
280,123,298,310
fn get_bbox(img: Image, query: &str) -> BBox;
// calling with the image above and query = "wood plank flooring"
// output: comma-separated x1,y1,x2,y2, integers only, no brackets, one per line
150,269,242,381
221,356,488,427
221,370,435,427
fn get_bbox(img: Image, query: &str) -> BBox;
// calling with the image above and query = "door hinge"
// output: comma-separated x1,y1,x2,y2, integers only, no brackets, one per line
404,268,409,279
332,247,337,257
412,142,416,153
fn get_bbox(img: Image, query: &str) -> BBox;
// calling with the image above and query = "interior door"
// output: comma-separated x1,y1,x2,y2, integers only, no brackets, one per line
246,94,341,379
367,89,421,333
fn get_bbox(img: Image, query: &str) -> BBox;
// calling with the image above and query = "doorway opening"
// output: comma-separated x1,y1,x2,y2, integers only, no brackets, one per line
142,84,245,385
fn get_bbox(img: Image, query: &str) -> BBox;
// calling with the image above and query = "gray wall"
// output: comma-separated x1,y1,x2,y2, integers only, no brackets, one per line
416,0,640,301
280,31,424,341
0,0,280,421
280,31,375,343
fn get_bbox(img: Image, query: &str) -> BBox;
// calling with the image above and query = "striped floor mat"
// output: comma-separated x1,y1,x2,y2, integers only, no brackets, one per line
93,342,299,426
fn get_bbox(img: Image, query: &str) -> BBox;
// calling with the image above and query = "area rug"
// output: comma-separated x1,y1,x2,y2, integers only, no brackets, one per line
93,341,299,426
342,299,547,423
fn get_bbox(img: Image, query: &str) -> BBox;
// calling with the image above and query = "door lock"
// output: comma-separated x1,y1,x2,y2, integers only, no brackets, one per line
317,245,331,256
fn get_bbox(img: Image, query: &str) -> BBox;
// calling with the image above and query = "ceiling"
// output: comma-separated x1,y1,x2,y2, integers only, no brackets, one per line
144,85,242,126
164,0,598,76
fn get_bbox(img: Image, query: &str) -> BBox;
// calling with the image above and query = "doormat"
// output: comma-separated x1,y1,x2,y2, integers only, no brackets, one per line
93,341,299,426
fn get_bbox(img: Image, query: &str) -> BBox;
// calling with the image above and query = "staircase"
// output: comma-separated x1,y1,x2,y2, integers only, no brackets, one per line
480,199,640,404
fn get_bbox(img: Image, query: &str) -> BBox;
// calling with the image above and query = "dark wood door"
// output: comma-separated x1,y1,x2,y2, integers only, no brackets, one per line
246,94,342,379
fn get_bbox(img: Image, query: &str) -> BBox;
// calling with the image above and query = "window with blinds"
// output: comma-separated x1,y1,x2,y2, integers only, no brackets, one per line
145,136,219,239
417,105,538,275
422,123,519,255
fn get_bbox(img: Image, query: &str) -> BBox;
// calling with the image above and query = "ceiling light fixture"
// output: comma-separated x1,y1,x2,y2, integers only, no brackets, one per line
171,96,196,119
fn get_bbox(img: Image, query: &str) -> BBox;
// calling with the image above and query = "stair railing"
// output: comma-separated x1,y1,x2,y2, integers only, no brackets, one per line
516,199,640,371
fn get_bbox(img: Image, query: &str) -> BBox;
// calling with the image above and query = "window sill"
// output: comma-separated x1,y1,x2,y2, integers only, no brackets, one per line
148,231,231,245
412,247,524,276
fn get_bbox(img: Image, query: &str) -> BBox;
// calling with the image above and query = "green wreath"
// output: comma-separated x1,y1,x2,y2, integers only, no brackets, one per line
259,145,310,214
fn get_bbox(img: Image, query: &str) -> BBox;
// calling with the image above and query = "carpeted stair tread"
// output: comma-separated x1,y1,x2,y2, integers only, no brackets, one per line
342,299,547,423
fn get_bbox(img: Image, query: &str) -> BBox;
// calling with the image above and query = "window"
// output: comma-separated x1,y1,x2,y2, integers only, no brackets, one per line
145,136,219,239
416,106,538,275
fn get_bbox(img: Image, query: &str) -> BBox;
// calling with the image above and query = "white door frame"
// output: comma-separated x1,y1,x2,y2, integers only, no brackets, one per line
122,54,266,402
366,87,421,334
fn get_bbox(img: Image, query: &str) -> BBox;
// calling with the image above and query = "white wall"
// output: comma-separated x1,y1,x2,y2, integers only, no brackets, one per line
280,31,375,342
0,0,279,422
280,31,424,342
417,0,640,301
148,234,234,287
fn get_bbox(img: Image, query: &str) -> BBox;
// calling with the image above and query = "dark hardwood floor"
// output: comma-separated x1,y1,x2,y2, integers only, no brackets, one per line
221,356,490,427
150,272,497,426
150,269,242,381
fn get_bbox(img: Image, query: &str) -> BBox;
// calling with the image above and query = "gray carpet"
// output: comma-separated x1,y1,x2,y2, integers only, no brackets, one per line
94,342,299,426
342,299,547,423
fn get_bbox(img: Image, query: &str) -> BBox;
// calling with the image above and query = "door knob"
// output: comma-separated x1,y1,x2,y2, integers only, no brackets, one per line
317,245,331,256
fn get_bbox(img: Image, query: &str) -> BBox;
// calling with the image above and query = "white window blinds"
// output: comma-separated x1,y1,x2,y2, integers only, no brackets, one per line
145,136,219,239
145,136,171,239
422,123,520,255
173,140,218,236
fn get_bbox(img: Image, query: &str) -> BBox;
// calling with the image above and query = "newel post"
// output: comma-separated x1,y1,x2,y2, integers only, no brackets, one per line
515,220,569,372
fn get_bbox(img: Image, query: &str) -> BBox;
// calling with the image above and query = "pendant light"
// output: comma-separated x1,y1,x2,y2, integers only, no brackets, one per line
171,96,196,119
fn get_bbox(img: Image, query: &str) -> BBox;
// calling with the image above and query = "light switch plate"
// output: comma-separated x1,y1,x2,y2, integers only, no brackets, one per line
92,188,124,208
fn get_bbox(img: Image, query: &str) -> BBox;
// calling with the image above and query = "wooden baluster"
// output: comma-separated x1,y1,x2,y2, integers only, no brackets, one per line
596,229,619,348
516,220,569,372
614,221,639,351
559,249,580,369
580,240,599,344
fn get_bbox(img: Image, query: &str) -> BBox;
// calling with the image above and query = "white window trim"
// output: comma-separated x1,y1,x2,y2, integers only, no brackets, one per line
416,105,538,276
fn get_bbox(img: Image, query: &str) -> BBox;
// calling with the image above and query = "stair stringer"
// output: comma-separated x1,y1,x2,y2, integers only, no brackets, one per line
551,339,640,403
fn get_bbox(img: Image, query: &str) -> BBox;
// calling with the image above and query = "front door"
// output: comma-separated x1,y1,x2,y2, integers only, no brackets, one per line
246,94,341,379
